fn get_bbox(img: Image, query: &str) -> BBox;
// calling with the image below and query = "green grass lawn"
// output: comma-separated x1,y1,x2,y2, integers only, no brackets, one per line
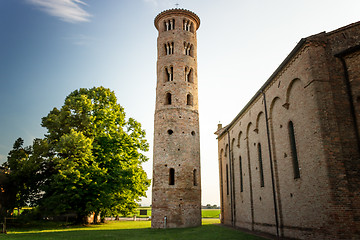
201,209,220,218
123,208,220,219
2,219,265,240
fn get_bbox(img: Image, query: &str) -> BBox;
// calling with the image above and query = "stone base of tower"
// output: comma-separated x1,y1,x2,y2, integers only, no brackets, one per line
151,188,201,228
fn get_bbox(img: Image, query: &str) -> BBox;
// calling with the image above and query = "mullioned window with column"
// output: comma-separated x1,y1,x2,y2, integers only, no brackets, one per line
183,19,193,32
185,66,193,83
164,42,174,55
184,42,193,56
164,66,173,82
164,19,175,31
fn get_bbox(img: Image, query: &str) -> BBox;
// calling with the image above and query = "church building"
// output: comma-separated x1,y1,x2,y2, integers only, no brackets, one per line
216,21,360,239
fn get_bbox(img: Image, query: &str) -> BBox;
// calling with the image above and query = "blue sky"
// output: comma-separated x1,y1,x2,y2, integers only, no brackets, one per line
1,0,360,206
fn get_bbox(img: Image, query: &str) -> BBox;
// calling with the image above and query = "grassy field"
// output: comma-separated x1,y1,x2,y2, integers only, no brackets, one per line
124,208,220,219
201,209,220,218
2,219,265,240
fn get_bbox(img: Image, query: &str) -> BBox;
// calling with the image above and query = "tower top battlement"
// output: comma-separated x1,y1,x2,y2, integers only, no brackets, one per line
154,8,200,31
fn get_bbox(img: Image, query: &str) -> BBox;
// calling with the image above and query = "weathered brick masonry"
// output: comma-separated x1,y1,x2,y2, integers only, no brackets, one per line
216,22,360,239
151,9,201,228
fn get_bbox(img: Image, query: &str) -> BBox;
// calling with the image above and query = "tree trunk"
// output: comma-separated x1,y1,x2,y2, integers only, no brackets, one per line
93,212,99,224
100,212,105,223
76,213,87,225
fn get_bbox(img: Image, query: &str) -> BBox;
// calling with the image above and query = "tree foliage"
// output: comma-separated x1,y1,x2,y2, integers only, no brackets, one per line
2,87,150,222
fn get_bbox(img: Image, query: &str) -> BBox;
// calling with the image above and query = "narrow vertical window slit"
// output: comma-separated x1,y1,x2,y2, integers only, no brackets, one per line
187,94,193,106
165,93,172,105
193,169,197,186
169,168,175,185
258,143,264,187
226,164,229,195
239,156,243,192
289,121,300,179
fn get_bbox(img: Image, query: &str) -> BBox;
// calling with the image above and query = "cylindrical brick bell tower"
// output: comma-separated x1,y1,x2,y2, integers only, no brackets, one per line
151,9,201,229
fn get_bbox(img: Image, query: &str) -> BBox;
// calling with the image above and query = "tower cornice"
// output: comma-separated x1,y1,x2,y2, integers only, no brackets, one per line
154,8,200,30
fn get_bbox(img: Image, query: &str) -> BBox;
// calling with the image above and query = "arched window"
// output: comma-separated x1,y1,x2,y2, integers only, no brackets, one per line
239,156,243,192
193,169,197,186
164,42,174,55
165,66,173,82
169,168,175,185
165,93,172,105
164,19,175,31
184,42,193,56
171,19,175,30
188,69,193,83
187,94,193,106
258,143,264,187
183,19,192,32
185,67,193,83
288,121,300,179
226,164,229,195
237,131,242,148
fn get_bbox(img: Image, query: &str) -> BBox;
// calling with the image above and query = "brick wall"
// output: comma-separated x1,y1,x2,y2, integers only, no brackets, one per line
216,21,360,239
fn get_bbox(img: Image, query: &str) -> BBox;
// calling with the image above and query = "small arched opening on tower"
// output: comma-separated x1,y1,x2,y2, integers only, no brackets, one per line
187,93,193,106
193,169,197,186
164,18,175,31
184,42,193,56
183,19,193,32
164,42,174,55
185,67,193,83
165,92,172,105
165,66,173,81
169,168,175,185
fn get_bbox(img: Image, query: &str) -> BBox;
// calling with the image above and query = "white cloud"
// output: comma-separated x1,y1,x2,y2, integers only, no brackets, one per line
27,0,92,23
63,34,93,46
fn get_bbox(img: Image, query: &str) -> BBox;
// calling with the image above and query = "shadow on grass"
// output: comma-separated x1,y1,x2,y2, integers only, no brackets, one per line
3,222,265,240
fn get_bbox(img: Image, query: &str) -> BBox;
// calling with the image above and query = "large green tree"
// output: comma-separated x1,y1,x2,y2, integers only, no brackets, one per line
3,87,150,223
40,87,150,222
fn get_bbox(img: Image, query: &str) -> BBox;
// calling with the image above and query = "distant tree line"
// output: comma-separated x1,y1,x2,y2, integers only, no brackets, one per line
0,87,150,224
202,204,220,209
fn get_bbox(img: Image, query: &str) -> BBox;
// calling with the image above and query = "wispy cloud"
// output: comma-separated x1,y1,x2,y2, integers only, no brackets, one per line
27,0,92,23
63,34,94,46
